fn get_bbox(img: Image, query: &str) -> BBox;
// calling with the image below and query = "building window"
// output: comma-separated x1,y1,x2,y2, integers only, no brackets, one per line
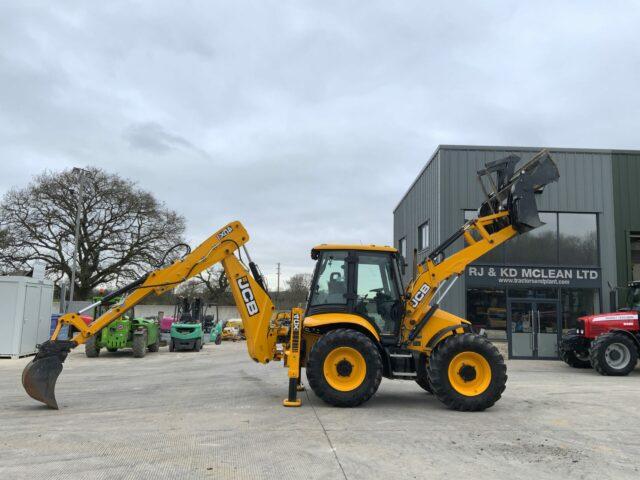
418,221,429,252
398,237,406,259
561,288,600,332
505,212,558,265
463,210,599,267
630,233,640,281
466,288,507,341
559,213,598,266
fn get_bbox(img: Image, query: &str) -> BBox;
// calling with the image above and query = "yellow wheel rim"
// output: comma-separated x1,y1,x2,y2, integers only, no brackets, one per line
323,347,367,392
447,351,492,397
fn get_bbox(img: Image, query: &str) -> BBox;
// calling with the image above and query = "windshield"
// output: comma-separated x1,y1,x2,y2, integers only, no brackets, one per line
626,286,640,310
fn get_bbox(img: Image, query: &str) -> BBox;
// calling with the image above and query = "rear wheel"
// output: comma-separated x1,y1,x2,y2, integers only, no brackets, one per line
306,329,382,407
560,347,591,368
132,332,147,358
85,336,100,358
148,333,160,352
415,354,433,394
169,339,175,352
428,333,507,411
590,333,638,376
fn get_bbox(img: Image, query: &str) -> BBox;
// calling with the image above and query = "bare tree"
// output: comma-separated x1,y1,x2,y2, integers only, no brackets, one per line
0,167,185,299
193,267,230,302
287,273,312,295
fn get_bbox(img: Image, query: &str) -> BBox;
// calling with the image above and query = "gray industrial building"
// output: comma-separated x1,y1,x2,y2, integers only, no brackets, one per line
394,145,640,359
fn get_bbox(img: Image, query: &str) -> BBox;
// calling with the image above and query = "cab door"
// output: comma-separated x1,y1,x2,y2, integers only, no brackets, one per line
353,252,404,339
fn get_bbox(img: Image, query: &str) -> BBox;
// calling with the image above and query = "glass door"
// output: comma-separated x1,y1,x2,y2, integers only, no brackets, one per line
508,300,560,359
536,302,559,359
509,301,534,358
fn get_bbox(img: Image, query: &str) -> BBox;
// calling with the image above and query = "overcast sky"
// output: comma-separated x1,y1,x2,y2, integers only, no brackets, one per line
1,1,639,287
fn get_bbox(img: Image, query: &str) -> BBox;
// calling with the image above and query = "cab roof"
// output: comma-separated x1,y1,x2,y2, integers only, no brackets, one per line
311,244,398,255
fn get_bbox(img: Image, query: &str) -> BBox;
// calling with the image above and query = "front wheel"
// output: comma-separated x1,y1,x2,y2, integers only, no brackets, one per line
560,348,591,368
132,332,147,358
195,339,202,351
306,329,382,407
428,333,507,411
85,336,100,358
590,333,638,376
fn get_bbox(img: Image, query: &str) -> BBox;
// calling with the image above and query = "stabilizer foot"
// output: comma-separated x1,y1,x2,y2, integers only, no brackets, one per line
283,398,302,407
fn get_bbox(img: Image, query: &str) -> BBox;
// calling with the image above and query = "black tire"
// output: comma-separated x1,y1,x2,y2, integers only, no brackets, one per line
560,347,591,369
195,339,202,351
306,329,382,408
169,339,175,352
415,353,433,394
85,336,100,358
148,333,160,352
590,333,638,376
132,332,147,358
428,333,507,412
215,335,222,345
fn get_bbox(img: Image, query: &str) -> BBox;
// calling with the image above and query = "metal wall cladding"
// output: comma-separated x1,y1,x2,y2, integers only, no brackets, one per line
611,152,640,286
394,145,619,316
393,149,441,281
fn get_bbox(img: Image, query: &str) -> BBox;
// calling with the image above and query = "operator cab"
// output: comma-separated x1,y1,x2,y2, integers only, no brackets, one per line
625,281,640,311
308,245,405,341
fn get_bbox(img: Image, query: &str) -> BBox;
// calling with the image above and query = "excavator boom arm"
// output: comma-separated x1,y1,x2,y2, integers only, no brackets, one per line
22,221,277,408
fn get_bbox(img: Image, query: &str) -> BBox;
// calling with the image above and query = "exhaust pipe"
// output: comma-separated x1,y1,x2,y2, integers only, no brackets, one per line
477,149,560,233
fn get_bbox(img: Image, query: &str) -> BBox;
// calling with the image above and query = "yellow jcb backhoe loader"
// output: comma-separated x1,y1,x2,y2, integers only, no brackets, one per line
22,150,559,411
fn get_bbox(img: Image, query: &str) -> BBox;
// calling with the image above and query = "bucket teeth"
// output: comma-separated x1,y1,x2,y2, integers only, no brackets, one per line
22,340,75,409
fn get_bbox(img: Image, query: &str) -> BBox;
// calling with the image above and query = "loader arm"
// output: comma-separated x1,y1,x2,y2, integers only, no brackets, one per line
401,149,560,349
22,221,277,408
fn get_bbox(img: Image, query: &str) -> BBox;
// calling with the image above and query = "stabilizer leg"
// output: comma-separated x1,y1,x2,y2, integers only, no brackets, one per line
283,308,303,407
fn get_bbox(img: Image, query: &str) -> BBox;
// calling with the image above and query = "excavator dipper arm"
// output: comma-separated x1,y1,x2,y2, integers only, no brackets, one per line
22,221,276,409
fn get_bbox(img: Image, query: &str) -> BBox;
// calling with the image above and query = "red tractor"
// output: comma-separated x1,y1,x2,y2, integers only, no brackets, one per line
560,281,640,375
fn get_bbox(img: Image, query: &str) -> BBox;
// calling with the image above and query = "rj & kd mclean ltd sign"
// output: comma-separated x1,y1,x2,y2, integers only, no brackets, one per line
465,265,601,288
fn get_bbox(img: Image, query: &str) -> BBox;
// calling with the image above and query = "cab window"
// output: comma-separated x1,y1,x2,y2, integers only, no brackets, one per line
309,251,348,306
355,253,402,334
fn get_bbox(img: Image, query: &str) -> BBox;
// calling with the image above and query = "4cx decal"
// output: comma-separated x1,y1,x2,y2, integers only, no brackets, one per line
410,283,430,308
217,226,233,240
237,276,259,316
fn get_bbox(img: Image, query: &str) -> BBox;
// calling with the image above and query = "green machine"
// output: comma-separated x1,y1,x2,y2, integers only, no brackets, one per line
210,318,223,345
169,297,205,352
85,296,160,358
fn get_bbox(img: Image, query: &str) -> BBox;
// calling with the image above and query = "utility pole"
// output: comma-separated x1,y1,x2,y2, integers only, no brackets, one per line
67,168,89,312
276,263,281,307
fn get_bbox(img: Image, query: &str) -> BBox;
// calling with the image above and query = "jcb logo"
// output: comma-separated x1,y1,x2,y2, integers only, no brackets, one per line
237,277,259,316
217,226,233,240
410,284,430,308
292,313,300,332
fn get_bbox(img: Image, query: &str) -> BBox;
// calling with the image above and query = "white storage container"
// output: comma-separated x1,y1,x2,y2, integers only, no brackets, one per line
0,276,54,358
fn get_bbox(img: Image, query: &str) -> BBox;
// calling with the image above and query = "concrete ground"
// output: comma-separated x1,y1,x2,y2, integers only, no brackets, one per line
1,342,639,480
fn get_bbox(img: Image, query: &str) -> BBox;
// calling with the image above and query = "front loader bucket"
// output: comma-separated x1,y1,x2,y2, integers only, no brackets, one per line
22,340,75,409
478,150,560,233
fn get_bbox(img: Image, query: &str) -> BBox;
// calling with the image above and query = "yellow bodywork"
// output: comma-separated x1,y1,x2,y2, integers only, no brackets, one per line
44,212,516,407
303,313,380,341
401,211,517,352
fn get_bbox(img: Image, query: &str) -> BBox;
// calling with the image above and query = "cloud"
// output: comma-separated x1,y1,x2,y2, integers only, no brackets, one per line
1,1,639,285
